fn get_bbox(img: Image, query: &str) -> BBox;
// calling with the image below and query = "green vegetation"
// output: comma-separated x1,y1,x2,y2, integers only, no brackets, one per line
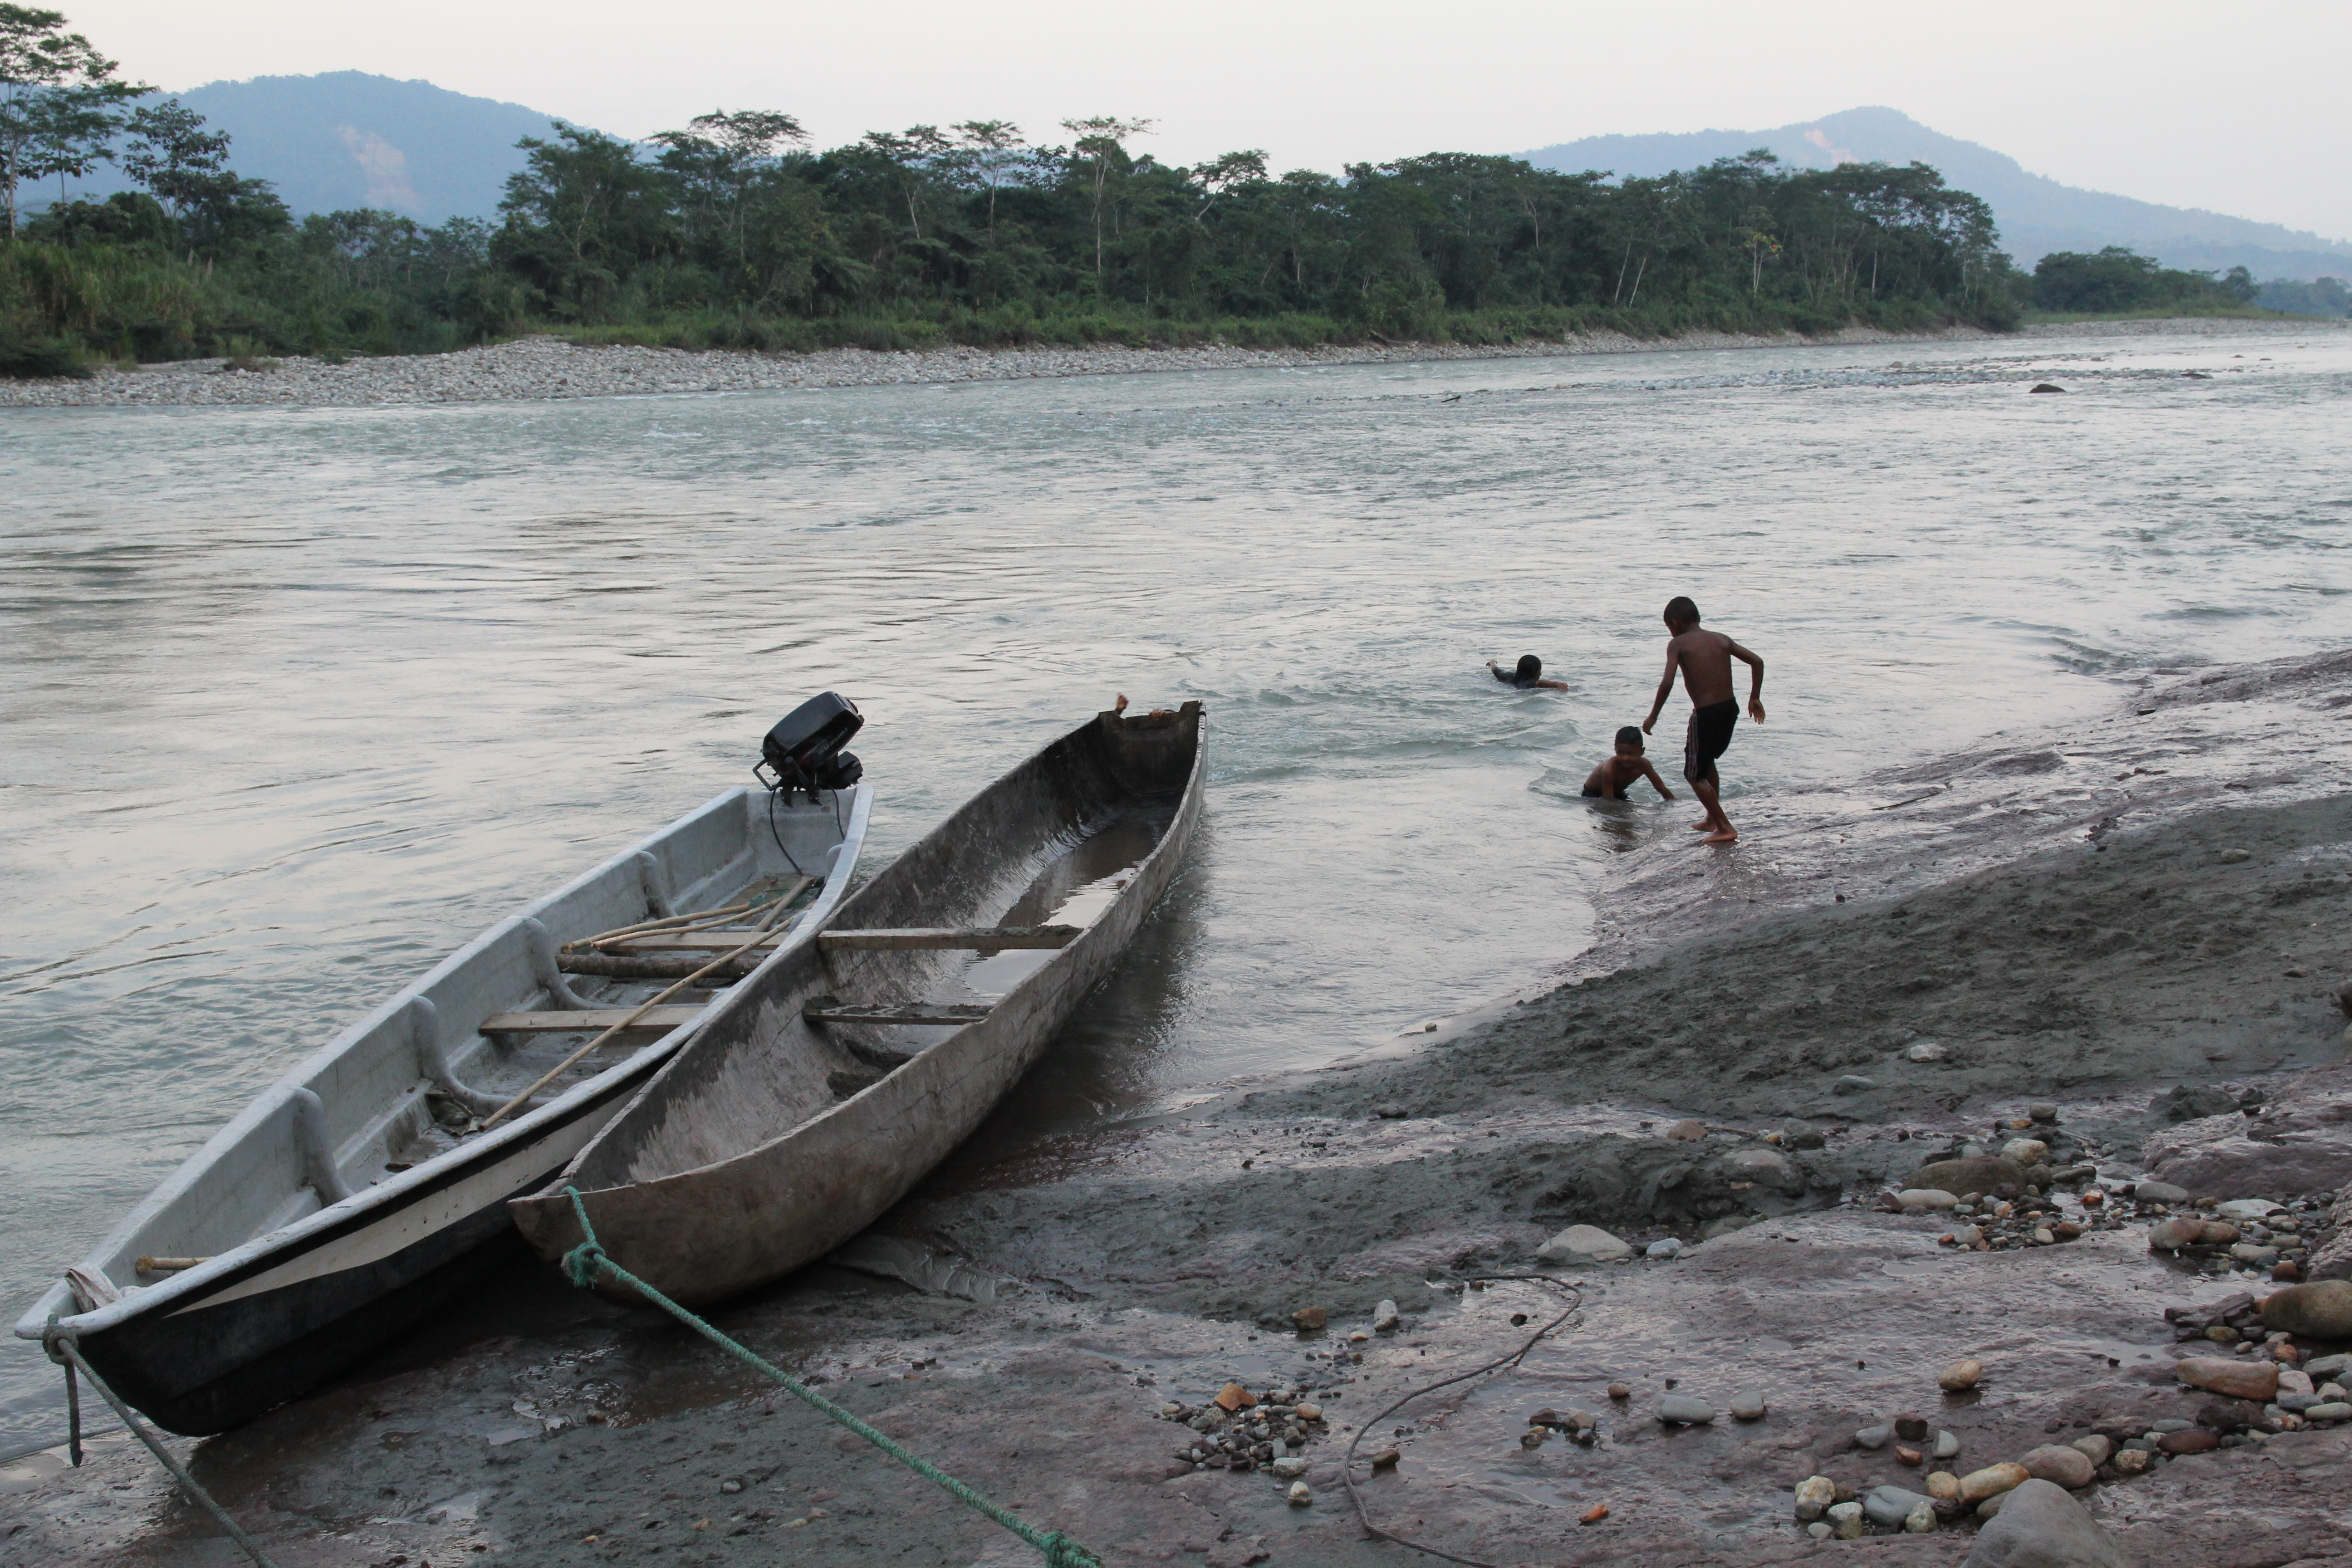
3,6,2326,378
2255,275,2350,319
2025,246,2266,317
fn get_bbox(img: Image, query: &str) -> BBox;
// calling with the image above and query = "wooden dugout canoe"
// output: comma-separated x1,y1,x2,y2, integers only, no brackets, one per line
15,781,871,1435
510,703,1204,1305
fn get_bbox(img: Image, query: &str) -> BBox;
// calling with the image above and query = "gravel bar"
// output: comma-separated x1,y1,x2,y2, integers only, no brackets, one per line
5,316,2332,411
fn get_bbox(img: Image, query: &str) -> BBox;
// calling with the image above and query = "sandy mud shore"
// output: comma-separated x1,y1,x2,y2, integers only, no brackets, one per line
0,316,2336,411
10,649,2352,1566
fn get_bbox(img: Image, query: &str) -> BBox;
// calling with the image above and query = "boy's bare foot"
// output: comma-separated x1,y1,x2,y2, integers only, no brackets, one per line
1699,826,1738,844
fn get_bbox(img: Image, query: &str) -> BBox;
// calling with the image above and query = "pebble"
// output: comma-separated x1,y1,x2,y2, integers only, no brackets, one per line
2019,1444,2096,1488
1854,1424,1891,1450
1579,1503,1610,1524
1934,1430,1961,1459
1535,1225,1632,1265
1656,1395,1716,1425
1729,1390,1766,1421
1646,1238,1683,1260
1895,1444,1923,1466
2135,1180,2191,1204
1925,1471,1960,1501
2112,1449,2152,1476
1904,1042,1948,1062
1372,1300,1401,1333
1863,1485,1931,1528
1905,1499,1938,1534
1835,1075,1877,1093
2176,1356,2279,1401
1793,1475,1835,1521
1374,1104,1408,1119
1940,1359,1984,1392
1664,1119,1707,1140
1287,1480,1312,1506
2000,1138,2050,1165
2260,1280,2352,1339
2303,1401,2352,1422
1893,1413,1928,1441
1957,1462,2029,1504
2159,1429,2220,1454
1271,1456,1308,1479
1828,1501,1865,1539
1215,1383,1257,1412
1975,1492,2009,1520
2070,1434,2113,1466
1782,1119,1828,1149
2028,1103,2059,1123
2215,1199,2285,1221
1292,1306,1328,1332
1897,1188,1961,1210
719,1480,741,1494
1807,1522,1833,1540
2303,1352,2352,1379
1607,1382,1631,1400
1370,1448,1401,1469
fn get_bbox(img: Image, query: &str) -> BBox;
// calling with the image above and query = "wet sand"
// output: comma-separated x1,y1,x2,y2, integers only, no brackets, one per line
10,649,2352,1565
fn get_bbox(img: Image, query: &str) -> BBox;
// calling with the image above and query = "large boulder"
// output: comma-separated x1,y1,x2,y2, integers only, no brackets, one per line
2142,1093,2352,1197
2260,1280,2352,1339
1961,1477,2132,1567
1909,1156,2029,1197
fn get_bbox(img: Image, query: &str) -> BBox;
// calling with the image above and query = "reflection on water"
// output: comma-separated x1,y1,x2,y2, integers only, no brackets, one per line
3,327,2351,1442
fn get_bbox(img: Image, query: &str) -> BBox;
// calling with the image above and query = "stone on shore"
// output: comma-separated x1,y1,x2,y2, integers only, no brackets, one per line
1925,1471,1961,1501
2069,1435,2112,1467
1912,1158,2030,1198
2176,1356,2279,1401
1960,1477,2132,1567
1291,1305,1328,1332
1863,1485,1932,1528
1906,1041,1948,1062
1372,1299,1401,1332
1828,1501,1865,1539
2019,1444,2097,1488
1536,1225,1632,1265
2133,1180,2190,1204
1940,1358,1985,1391
1729,1390,1766,1420
2260,1280,2352,1339
1656,1395,1715,1425
1957,1462,2030,1504
1794,1475,1835,1521
2149,1216,2239,1251
1906,1500,1939,1534
1899,1188,1961,1210
1664,1119,1707,1140
2001,1138,2050,1165
1934,1430,1962,1459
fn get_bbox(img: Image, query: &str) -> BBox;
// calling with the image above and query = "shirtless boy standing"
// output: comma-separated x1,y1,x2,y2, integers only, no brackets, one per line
1640,596,1764,844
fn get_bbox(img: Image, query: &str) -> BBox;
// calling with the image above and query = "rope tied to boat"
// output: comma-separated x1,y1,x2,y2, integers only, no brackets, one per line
558,1187,1102,1568
39,1320,282,1568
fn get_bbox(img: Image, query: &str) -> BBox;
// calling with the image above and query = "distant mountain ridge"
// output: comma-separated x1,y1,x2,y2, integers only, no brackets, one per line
1522,107,2352,281
59,72,557,227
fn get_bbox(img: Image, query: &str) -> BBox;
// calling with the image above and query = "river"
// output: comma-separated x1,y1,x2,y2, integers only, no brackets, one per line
3,324,2348,1448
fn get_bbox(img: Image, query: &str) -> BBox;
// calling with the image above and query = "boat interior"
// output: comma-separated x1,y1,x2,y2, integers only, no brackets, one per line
36,785,864,1315
571,709,1199,1192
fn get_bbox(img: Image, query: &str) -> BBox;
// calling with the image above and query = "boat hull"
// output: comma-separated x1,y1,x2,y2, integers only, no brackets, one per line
511,705,1203,1306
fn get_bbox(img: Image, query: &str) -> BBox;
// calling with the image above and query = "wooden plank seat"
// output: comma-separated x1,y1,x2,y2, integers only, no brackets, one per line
818,925,1079,951
802,1000,994,1028
481,1006,707,1034
596,929,794,954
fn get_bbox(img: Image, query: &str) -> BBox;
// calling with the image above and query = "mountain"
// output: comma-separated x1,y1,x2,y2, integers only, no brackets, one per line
1520,106,2352,282
61,72,560,226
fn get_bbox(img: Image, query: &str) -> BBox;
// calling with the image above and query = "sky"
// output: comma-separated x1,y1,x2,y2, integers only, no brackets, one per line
61,0,2352,242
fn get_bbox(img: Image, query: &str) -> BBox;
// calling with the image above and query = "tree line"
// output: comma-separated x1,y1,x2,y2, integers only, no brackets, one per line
0,4,2310,377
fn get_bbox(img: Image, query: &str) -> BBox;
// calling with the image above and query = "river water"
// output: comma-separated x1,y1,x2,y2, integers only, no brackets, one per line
3,325,2348,1448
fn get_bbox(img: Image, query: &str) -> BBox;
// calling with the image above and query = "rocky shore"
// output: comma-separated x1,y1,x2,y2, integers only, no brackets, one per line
11,649,2352,1566
0,316,2335,411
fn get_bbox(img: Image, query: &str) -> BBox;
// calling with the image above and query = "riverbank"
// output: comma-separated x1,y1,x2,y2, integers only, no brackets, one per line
1,315,2338,410
10,647,2352,1565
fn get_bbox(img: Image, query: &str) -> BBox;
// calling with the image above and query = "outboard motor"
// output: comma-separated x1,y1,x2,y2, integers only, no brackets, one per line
756,692,863,803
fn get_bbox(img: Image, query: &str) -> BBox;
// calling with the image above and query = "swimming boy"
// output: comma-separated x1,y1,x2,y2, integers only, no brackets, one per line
1640,596,1764,844
1488,654,1568,691
1582,726,1676,801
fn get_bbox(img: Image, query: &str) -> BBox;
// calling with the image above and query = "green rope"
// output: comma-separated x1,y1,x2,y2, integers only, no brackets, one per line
41,1325,281,1568
558,1188,1100,1568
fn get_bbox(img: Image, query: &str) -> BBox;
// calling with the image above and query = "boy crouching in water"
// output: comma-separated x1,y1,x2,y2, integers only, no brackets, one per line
1582,726,1676,801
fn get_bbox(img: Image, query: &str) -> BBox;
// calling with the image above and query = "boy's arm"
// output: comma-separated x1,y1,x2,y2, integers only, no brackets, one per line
1641,760,1676,799
1538,677,1568,690
1728,640,1766,721
1641,647,1680,733
1487,662,1514,684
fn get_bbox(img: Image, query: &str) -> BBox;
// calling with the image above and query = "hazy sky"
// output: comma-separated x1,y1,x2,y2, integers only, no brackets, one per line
64,0,2352,241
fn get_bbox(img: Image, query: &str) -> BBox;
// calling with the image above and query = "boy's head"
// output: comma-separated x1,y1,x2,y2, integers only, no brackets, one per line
1613,725,1644,755
1513,653,1543,684
1663,595,1700,632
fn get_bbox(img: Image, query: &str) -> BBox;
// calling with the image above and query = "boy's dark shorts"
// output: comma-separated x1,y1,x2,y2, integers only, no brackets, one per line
1685,700,1739,783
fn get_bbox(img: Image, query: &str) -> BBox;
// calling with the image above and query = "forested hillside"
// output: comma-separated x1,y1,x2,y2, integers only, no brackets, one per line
0,9,2295,375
